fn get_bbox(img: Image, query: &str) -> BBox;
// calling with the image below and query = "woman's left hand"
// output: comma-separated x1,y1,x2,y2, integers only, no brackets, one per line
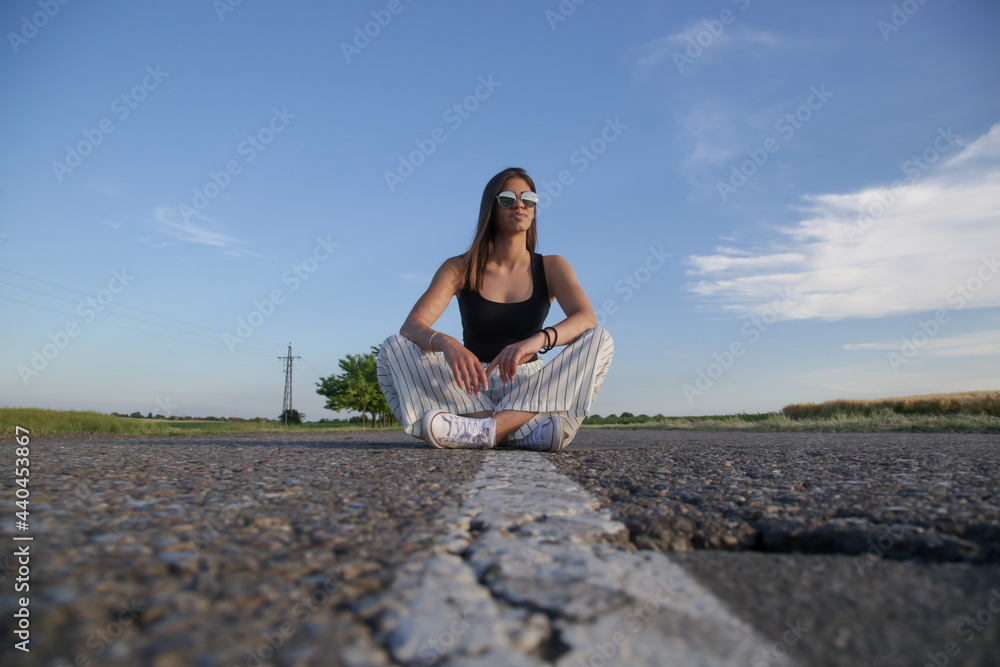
485,332,546,386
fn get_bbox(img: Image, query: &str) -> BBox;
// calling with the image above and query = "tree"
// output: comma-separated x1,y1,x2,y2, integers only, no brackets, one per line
278,409,304,424
317,347,388,428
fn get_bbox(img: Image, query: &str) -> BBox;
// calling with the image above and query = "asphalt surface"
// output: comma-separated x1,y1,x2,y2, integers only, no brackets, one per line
552,429,1000,666
1,428,998,666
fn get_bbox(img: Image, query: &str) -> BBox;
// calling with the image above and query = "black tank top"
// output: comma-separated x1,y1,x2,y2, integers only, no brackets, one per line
458,252,551,363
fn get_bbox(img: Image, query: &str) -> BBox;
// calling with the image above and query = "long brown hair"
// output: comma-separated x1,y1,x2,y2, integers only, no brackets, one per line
462,167,538,292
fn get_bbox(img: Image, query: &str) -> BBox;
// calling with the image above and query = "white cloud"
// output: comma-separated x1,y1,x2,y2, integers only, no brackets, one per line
152,206,256,257
632,23,780,78
844,329,1000,358
944,122,1000,168
674,90,795,175
685,123,1000,320
689,252,805,274
677,102,746,170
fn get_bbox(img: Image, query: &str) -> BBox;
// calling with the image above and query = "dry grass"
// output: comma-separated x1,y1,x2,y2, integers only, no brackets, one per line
781,390,1000,420
591,410,1000,433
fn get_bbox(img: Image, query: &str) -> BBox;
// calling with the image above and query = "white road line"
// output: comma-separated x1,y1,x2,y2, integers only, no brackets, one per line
371,450,792,666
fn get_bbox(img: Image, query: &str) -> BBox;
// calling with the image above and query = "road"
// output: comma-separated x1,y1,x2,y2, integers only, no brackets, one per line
1,429,998,666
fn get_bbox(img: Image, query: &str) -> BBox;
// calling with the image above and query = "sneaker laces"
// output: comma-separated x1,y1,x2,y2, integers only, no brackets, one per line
435,414,495,449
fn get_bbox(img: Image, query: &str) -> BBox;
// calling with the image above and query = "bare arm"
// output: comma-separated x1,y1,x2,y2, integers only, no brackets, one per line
399,256,490,396
399,256,463,350
541,254,599,346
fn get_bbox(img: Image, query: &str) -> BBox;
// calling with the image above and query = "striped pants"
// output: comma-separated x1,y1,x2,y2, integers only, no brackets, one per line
376,327,614,446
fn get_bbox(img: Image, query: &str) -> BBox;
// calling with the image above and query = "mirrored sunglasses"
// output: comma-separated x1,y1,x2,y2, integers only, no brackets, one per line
496,191,539,208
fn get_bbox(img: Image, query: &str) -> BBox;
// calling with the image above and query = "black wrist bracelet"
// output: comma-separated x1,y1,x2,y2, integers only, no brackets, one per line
538,328,553,354
547,326,558,349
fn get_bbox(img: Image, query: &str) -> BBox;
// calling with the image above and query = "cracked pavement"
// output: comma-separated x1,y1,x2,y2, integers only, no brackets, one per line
1,429,998,666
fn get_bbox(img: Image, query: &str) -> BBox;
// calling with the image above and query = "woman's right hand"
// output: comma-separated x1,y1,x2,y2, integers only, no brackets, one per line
439,336,489,397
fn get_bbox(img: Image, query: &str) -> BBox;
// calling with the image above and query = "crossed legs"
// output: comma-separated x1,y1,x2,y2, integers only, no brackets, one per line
460,410,536,441
378,327,614,449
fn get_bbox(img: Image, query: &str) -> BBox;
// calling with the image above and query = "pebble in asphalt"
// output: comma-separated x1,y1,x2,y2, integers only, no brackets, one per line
1,428,998,666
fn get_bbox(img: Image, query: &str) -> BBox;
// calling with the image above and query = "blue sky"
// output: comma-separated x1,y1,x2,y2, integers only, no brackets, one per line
2,0,999,420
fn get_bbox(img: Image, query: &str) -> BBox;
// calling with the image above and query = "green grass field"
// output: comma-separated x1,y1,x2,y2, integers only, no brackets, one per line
4,394,1000,437
0,408,370,437
583,410,1000,433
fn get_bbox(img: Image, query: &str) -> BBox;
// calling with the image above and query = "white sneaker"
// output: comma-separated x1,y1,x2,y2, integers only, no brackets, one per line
511,415,564,452
421,410,496,449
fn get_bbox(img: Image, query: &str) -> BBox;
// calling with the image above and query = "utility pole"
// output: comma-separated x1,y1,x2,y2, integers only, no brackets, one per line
279,343,301,423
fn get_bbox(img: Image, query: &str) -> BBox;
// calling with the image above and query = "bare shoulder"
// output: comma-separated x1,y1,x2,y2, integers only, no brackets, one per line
440,254,465,274
542,254,586,300
541,254,593,315
543,254,577,279
434,255,466,293
402,255,467,331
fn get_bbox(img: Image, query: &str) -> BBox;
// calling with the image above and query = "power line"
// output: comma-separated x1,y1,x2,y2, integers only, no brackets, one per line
1,279,255,348
0,295,279,359
2,268,248,336
0,267,291,350
0,286,282,357
0,271,290,356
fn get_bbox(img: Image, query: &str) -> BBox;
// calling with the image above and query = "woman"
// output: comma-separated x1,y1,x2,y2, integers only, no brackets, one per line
376,167,613,451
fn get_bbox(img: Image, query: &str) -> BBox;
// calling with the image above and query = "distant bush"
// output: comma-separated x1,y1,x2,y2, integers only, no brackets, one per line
278,409,304,424
583,412,780,427
584,413,656,425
